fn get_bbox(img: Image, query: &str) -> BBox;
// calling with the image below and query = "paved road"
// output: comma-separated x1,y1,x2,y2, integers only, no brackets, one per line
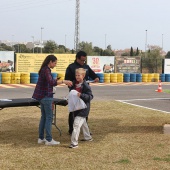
0,84,170,113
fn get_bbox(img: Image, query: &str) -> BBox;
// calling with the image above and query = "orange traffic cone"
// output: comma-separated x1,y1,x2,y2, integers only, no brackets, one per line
156,80,162,92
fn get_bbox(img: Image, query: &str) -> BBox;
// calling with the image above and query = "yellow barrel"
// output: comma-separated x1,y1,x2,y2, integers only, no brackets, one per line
2,77,11,84
11,73,20,78
104,80,110,83
104,73,110,83
110,73,117,78
11,79,20,84
110,73,117,83
2,72,11,84
20,77,30,84
147,73,154,82
142,74,148,82
11,73,20,84
154,73,159,82
20,73,30,84
2,72,12,77
110,79,117,83
20,73,30,77
11,78,20,84
117,73,123,82
58,73,65,80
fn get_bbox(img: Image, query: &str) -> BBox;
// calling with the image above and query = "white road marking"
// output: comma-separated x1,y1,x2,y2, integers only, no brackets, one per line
116,99,170,114
119,98,170,102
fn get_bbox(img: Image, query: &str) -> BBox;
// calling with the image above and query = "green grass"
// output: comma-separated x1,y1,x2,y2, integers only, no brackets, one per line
153,155,170,162
113,159,131,164
1,101,170,169
163,89,170,93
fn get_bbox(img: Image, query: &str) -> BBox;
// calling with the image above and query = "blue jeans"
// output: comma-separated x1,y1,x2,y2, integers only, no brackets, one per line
39,97,53,142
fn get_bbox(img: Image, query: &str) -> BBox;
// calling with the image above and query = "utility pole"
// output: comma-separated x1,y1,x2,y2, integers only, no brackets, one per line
145,30,147,52
18,44,20,53
65,34,67,48
41,27,44,53
105,34,107,49
162,34,163,50
12,35,14,51
145,30,147,57
74,0,80,52
31,36,34,53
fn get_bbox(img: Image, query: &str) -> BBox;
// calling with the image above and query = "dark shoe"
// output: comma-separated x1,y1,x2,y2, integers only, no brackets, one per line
81,138,93,142
90,132,93,135
69,144,78,148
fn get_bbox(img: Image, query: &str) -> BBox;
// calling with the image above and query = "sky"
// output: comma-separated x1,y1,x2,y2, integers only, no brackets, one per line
0,0,170,52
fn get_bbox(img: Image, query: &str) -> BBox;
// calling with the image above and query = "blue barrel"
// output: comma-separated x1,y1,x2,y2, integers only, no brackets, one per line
0,72,1,84
130,73,136,82
30,72,39,84
124,73,130,82
136,73,142,82
51,72,58,80
165,74,170,82
96,73,104,83
160,74,165,82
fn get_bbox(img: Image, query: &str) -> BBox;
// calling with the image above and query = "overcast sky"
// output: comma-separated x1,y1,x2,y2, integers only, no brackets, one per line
1,0,170,52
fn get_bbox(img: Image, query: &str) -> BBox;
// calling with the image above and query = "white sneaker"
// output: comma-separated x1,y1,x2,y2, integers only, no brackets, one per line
38,138,47,144
45,139,60,146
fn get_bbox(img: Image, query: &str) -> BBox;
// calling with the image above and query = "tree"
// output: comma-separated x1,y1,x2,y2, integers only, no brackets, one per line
71,49,75,54
93,46,103,56
107,45,112,51
55,45,65,53
79,41,95,55
130,47,133,56
102,45,115,56
33,47,41,53
165,51,170,58
121,52,129,56
0,43,13,51
141,45,163,73
136,47,139,56
14,44,31,53
44,40,58,53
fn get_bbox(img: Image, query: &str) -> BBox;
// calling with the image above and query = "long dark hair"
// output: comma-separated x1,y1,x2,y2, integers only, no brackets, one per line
38,55,57,75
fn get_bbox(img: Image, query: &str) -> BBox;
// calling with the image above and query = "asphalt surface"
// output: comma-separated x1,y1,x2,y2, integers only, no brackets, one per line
0,84,170,113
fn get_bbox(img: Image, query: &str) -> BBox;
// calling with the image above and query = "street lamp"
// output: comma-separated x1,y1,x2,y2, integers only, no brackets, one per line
162,34,163,50
31,36,34,53
145,30,147,52
105,34,107,49
41,27,44,53
65,34,67,48
18,44,20,53
12,35,14,51
145,30,147,58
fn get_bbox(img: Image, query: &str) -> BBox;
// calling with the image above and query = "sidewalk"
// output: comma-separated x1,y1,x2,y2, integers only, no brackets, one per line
0,82,170,89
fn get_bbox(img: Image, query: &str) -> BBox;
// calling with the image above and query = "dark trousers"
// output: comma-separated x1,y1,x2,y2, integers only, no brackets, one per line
68,112,74,134
68,112,89,134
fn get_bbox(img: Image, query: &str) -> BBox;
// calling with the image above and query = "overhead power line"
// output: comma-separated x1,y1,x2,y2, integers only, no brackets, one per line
0,0,73,12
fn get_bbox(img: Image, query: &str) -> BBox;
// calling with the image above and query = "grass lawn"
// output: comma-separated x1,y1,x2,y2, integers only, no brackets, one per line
0,101,170,170
163,89,170,94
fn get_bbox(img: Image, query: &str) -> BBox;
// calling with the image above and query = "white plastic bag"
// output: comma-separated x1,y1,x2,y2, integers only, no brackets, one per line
68,90,87,112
